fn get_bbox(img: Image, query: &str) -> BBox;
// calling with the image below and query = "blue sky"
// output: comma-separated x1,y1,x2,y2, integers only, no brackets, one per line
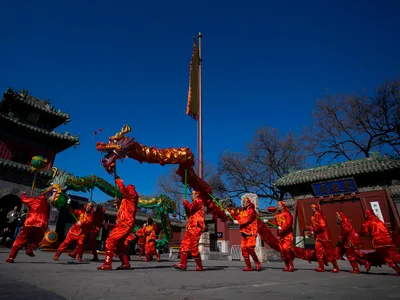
1,1,399,204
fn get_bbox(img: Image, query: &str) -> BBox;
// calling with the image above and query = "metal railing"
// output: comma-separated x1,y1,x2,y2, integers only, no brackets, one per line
230,245,242,260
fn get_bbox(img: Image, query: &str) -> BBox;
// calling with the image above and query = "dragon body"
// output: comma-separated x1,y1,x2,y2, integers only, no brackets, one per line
95,124,229,222
41,167,176,249
95,125,322,259
95,128,325,261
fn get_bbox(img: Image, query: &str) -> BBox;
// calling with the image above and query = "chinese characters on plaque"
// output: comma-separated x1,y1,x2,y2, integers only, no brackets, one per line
312,178,358,197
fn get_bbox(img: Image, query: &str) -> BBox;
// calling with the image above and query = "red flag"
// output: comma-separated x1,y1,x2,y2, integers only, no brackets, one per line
186,38,200,120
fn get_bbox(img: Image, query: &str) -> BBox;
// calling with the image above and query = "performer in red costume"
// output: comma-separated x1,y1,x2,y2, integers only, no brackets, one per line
335,212,371,273
97,175,139,270
272,201,294,272
360,210,400,275
228,197,261,271
6,191,51,263
136,224,146,259
307,203,340,273
88,204,106,261
144,218,161,262
54,202,94,262
173,190,205,271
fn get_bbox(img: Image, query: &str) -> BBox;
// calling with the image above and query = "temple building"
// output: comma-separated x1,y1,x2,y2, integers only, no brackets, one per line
0,87,79,230
275,157,400,250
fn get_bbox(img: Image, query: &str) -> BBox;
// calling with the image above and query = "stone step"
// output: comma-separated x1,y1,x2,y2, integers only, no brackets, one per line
200,251,230,261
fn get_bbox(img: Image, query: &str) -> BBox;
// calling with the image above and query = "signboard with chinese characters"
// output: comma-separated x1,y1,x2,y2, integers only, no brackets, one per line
370,201,385,222
312,178,358,197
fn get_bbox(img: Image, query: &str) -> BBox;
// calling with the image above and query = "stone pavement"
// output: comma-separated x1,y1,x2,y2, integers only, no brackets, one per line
0,249,399,300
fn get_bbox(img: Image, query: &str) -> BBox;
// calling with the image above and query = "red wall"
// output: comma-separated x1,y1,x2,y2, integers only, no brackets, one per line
170,230,186,247
228,229,242,246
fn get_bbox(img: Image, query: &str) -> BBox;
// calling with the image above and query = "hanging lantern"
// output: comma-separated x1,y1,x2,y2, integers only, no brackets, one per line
31,156,48,171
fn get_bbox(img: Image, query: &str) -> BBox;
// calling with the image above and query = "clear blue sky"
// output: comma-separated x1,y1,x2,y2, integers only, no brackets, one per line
1,1,399,203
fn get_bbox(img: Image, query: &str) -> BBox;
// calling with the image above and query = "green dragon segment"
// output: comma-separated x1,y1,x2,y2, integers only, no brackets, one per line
41,167,177,249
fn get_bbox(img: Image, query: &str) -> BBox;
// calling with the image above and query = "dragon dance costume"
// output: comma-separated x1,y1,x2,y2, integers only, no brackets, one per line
6,192,51,263
173,191,205,271
228,198,261,271
54,203,94,262
98,176,139,270
136,226,146,259
307,203,340,273
360,210,400,275
272,201,295,272
335,212,371,273
88,205,106,261
144,218,160,262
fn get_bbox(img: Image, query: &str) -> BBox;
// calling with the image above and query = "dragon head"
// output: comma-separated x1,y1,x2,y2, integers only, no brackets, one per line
95,124,136,174
41,167,71,208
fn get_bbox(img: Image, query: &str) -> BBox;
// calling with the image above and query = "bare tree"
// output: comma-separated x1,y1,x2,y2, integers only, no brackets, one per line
306,78,400,164
156,161,227,214
218,127,307,203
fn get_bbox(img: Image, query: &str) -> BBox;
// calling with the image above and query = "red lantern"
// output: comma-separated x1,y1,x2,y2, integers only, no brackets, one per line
172,214,177,218
267,206,277,213
98,128,102,132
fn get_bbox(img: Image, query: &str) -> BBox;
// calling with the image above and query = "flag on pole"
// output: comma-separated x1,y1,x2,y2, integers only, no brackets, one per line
186,38,200,120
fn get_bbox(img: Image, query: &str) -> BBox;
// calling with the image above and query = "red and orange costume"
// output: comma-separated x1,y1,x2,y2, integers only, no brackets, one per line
307,203,339,273
336,212,371,273
144,219,160,262
98,176,139,270
54,203,94,262
229,198,261,271
272,201,294,272
173,191,205,271
136,227,146,259
6,193,50,263
360,210,400,275
88,205,106,261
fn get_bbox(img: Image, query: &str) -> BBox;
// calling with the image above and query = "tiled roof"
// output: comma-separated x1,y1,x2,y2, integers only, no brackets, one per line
0,158,52,177
390,185,400,197
275,157,400,188
3,88,70,119
0,113,79,145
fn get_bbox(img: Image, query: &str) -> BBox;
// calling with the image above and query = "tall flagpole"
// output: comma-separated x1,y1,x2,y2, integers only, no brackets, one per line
198,32,203,179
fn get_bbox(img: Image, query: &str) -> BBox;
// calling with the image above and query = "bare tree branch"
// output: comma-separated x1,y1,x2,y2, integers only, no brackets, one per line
218,127,307,204
306,78,400,163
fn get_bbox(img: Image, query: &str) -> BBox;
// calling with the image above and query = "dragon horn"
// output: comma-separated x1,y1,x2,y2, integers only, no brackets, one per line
51,167,58,179
115,124,131,138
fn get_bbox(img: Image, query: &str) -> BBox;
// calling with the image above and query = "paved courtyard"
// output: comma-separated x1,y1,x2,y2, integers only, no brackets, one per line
0,249,399,300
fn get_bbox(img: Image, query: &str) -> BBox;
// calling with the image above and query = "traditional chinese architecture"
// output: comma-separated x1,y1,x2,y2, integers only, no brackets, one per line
0,87,79,220
275,157,400,250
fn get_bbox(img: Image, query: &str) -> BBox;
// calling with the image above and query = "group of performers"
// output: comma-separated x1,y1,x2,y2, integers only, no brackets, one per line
4,171,400,276
269,201,400,275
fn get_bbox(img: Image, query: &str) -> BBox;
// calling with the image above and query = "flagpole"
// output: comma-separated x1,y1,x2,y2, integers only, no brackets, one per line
198,32,203,179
